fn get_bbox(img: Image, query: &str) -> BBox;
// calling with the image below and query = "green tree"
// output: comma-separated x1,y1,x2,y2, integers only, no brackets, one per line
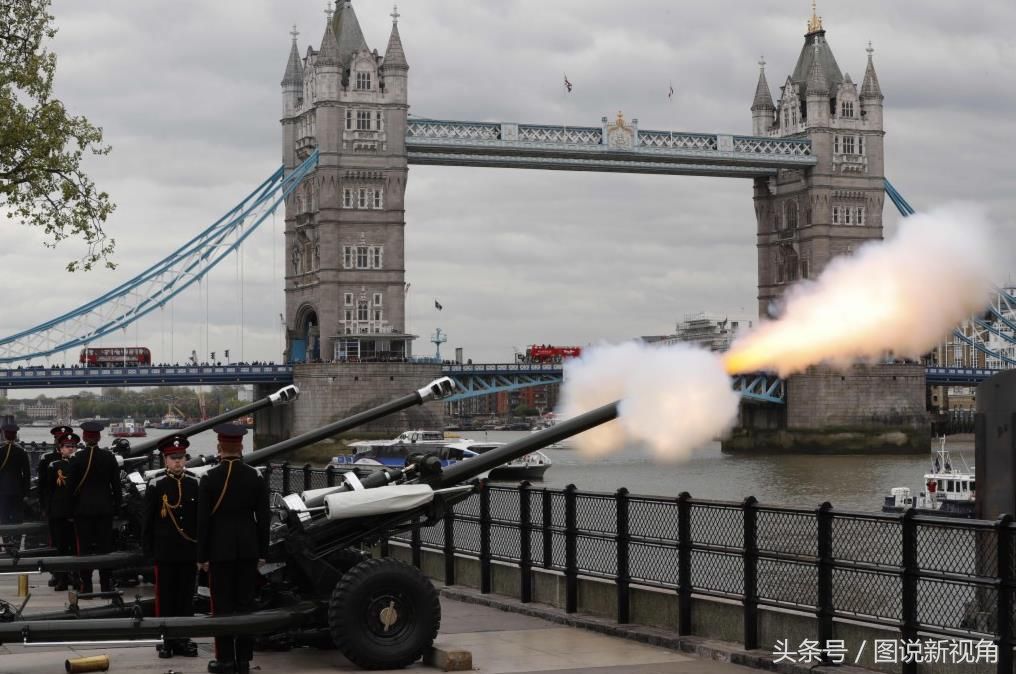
1,0,115,271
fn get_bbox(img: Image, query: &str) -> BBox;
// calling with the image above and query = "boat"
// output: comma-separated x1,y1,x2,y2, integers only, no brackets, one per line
109,417,147,438
530,413,573,449
335,431,551,481
882,436,975,518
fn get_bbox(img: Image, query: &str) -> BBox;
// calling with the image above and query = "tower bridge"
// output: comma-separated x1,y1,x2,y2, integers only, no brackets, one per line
1,4,1013,444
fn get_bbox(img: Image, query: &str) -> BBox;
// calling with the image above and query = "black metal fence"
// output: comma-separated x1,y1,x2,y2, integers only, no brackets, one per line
265,462,1014,673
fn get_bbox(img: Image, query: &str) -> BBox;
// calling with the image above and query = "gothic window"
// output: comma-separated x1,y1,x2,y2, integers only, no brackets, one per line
356,72,372,90
370,247,382,268
344,293,353,306
357,301,369,321
844,208,853,225
858,136,865,155
373,293,383,306
356,246,369,268
373,309,382,322
357,188,367,209
343,247,354,268
783,107,790,127
841,100,854,118
372,188,383,209
375,111,384,132
854,207,865,225
356,110,371,130
832,206,840,224
345,109,353,130
784,201,798,229
834,135,840,154
800,257,810,279
842,136,855,154
791,107,798,126
343,188,353,208
344,310,353,322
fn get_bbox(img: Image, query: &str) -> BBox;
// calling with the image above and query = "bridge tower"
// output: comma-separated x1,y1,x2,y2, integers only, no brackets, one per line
727,8,928,453
281,2,412,364
751,8,884,318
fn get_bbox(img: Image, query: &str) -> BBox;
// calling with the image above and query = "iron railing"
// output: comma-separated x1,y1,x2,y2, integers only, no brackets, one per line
261,462,1012,673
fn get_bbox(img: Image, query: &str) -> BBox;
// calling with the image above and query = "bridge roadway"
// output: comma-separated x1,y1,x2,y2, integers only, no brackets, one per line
0,363,995,402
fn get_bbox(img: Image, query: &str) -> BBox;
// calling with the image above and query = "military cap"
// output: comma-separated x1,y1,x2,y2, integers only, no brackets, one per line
157,434,190,457
80,420,103,443
1,423,18,440
213,423,247,449
50,425,74,438
59,433,81,447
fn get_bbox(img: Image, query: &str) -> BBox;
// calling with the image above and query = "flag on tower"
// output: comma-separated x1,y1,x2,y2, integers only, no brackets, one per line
564,74,573,93
435,299,443,311
668,82,675,100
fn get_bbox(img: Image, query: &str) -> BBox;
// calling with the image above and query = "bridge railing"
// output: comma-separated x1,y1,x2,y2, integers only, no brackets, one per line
265,462,1013,668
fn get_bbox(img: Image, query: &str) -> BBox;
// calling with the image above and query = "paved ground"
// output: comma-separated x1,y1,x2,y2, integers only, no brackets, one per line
0,570,761,674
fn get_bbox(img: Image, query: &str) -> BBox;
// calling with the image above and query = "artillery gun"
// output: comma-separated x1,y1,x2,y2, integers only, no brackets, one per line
0,388,620,670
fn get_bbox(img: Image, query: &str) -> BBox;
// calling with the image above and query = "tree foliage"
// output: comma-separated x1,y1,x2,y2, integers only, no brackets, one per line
0,0,115,271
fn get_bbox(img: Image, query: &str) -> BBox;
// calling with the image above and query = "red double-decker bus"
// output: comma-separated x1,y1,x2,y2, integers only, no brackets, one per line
79,347,152,367
521,345,582,364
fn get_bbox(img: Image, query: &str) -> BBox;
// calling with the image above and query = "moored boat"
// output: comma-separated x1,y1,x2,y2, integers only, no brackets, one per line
109,417,147,438
882,436,975,518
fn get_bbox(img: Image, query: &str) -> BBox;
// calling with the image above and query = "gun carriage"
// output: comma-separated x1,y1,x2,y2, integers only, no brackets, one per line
0,380,619,670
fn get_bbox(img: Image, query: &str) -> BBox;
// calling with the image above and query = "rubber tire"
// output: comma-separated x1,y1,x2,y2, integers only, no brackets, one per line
328,557,440,670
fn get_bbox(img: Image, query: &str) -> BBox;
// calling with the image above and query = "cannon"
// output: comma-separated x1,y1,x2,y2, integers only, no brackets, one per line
0,394,619,669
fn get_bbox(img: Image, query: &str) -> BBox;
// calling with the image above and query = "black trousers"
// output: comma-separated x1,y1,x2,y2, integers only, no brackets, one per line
209,560,259,666
75,515,114,590
155,561,196,618
0,494,23,524
49,518,76,586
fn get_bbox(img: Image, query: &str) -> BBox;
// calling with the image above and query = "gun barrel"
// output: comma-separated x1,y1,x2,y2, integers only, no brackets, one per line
126,385,300,458
0,551,146,574
238,377,456,468
0,603,316,644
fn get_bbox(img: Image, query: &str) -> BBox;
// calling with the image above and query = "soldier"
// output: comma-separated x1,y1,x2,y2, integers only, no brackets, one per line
39,425,72,588
0,423,30,524
39,426,73,510
68,421,121,593
197,424,270,674
143,435,200,659
47,433,80,591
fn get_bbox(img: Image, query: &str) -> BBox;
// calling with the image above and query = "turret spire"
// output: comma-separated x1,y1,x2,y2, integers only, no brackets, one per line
331,0,369,66
751,56,774,110
860,41,883,99
383,5,408,71
281,25,304,86
317,8,341,66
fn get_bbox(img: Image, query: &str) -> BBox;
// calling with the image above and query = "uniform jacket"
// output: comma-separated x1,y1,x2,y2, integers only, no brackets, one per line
196,458,270,562
143,470,199,562
0,442,30,498
46,457,75,519
36,450,60,508
67,446,122,517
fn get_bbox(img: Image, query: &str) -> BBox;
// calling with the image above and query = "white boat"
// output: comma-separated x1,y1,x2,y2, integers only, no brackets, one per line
109,417,147,438
883,436,975,518
337,431,552,481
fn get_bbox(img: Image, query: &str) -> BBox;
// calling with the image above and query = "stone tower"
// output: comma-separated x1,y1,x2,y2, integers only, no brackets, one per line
751,6,884,318
281,2,412,363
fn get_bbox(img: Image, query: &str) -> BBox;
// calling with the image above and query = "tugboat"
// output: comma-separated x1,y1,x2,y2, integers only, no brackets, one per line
883,436,975,518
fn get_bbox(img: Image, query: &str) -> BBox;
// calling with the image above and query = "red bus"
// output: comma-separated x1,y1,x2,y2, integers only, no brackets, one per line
521,345,582,364
79,347,152,367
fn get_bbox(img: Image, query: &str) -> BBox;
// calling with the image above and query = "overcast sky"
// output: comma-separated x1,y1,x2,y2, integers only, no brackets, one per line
3,0,1014,375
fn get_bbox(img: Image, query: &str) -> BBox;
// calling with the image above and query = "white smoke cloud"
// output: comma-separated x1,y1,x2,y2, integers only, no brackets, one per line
558,341,741,459
725,204,1000,376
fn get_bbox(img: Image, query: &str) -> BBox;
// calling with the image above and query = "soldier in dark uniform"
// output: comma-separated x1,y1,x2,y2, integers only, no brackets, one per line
39,426,72,587
143,435,200,659
47,433,80,591
197,424,270,674
0,423,30,524
68,421,121,593
38,424,73,514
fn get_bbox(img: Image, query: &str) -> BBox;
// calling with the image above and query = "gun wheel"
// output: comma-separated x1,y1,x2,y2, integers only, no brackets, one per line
328,557,440,670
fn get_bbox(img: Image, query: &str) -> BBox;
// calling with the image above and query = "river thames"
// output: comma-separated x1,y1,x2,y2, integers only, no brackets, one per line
14,426,970,514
